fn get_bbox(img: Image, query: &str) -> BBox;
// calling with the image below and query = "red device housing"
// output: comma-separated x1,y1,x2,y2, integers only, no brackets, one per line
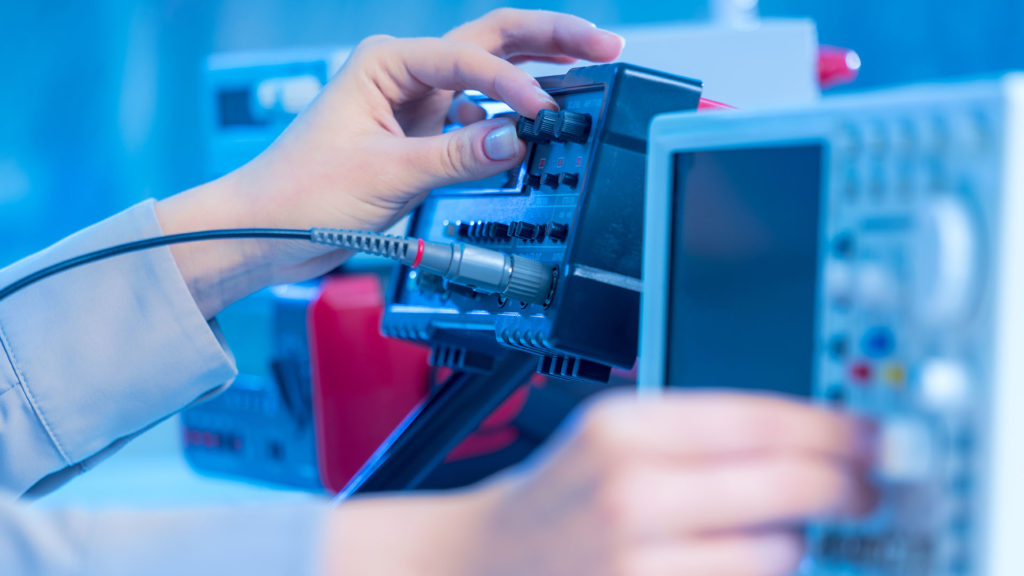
308,275,431,493
309,275,541,492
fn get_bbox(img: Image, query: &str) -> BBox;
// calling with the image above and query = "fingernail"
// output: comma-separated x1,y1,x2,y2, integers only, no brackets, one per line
605,31,626,50
484,122,520,161
533,85,558,109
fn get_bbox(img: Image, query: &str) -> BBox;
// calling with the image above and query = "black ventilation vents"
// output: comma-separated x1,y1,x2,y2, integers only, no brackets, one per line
538,355,611,383
429,346,494,373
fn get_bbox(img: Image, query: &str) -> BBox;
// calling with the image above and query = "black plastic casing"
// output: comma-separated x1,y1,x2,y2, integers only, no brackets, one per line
383,63,703,377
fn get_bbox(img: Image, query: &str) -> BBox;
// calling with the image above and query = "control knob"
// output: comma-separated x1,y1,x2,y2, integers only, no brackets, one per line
555,111,592,143
516,117,546,143
536,109,559,140
911,195,980,326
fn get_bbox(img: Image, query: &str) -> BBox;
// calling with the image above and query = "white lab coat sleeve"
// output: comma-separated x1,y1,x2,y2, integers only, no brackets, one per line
0,199,238,496
0,201,333,575
0,497,331,576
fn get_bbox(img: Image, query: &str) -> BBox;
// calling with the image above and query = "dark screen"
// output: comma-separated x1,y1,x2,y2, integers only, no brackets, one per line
666,146,823,397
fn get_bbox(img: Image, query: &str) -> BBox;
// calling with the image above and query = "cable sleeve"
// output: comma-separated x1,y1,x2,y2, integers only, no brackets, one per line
309,229,418,264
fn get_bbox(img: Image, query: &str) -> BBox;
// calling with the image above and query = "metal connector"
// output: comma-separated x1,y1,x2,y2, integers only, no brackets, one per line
417,241,553,305
311,228,554,306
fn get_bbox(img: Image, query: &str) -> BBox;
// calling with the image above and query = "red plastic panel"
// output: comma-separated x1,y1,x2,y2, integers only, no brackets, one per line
309,275,431,493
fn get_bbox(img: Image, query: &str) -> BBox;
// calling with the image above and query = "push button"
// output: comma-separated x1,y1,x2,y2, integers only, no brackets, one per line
485,222,509,239
510,221,543,241
561,172,580,188
544,173,560,188
548,222,569,242
860,326,895,358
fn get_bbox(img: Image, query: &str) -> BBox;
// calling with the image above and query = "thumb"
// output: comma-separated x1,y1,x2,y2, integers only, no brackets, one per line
406,118,526,189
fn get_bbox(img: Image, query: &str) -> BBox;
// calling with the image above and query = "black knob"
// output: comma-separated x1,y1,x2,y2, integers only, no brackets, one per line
555,111,591,143
526,173,542,189
536,110,559,140
544,173,560,189
516,117,545,143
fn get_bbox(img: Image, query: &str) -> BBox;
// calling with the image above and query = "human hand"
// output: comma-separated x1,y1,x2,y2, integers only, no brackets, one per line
325,391,876,576
157,9,623,318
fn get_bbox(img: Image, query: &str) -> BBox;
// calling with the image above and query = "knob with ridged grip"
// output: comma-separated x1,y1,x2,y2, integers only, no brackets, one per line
536,110,559,140
555,111,591,143
516,116,544,143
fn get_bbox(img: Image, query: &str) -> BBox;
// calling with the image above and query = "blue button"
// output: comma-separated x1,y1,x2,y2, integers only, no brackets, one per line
860,326,895,358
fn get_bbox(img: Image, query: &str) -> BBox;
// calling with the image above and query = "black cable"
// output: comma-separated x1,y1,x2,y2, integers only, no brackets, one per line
0,225,555,306
0,229,311,302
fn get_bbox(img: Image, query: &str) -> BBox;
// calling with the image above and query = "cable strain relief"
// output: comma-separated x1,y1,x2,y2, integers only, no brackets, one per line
310,229,417,263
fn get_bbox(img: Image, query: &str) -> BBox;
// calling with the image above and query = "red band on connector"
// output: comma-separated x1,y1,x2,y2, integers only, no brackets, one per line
412,238,425,268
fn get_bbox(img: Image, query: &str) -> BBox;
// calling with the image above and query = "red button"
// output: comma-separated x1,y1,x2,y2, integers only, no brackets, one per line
202,432,220,449
849,362,872,384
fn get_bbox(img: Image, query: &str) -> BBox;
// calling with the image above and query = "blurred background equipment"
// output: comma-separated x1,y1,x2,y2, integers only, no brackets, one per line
643,74,1024,576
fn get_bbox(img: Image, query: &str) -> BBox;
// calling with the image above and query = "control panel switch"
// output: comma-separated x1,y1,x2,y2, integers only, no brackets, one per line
555,111,592,143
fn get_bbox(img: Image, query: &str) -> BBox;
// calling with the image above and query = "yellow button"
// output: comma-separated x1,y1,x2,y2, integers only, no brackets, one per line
882,364,906,387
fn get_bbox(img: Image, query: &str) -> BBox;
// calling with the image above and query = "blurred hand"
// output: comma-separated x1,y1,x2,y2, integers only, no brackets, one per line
327,391,876,576
156,9,624,318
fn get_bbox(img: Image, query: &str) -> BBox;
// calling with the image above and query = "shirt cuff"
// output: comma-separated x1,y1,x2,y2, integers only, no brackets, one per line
0,200,237,494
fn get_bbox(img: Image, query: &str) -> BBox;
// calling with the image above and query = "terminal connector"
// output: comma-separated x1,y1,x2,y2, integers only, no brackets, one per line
311,229,554,306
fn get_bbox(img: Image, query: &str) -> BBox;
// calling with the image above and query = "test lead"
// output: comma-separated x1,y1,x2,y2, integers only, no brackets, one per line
0,227,556,307
310,229,554,306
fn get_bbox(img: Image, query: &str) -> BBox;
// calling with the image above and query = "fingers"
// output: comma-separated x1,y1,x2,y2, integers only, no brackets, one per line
353,37,557,118
445,8,624,63
508,54,580,65
448,92,487,125
400,118,525,190
578,391,875,465
628,533,804,576
604,457,875,538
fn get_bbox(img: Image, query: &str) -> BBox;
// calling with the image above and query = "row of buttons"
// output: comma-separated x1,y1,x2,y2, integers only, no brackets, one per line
444,220,569,243
817,531,934,570
184,427,244,452
526,171,580,190
828,327,896,360
834,112,989,161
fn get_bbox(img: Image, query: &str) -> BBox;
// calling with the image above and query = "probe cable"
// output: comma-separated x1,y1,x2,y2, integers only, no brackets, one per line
0,227,555,306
